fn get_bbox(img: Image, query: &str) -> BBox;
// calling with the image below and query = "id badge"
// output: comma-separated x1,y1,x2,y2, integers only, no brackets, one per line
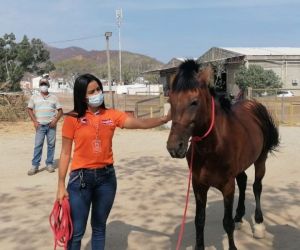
92,139,102,153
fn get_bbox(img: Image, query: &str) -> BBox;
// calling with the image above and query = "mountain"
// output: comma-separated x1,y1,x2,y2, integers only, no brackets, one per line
46,46,91,62
46,45,164,83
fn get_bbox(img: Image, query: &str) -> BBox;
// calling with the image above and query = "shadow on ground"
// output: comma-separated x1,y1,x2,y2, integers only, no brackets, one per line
1,155,300,249
81,155,300,250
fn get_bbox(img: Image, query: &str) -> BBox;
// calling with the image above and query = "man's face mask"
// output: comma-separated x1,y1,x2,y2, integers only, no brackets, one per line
40,85,49,93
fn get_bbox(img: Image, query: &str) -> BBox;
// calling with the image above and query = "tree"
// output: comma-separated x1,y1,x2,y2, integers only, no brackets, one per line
0,33,55,91
235,65,282,91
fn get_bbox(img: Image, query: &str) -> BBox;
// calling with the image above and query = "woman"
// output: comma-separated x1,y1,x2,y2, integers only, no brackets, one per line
56,74,170,250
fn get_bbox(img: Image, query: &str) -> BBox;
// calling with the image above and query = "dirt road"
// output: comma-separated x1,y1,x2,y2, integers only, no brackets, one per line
0,122,299,249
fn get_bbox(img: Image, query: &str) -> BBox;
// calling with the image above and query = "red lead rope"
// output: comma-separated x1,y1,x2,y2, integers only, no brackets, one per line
175,97,215,250
49,198,73,250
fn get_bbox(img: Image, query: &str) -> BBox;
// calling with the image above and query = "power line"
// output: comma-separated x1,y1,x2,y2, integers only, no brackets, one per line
1,35,103,47
48,35,102,44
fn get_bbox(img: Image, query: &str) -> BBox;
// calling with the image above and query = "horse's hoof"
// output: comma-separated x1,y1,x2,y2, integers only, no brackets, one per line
253,223,266,239
194,245,204,250
235,221,244,230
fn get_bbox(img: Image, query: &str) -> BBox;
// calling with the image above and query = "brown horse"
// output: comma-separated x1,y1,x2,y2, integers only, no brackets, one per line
166,60,279,250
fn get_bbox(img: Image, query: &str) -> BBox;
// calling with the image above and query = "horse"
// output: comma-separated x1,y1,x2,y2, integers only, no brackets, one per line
166,60,279,250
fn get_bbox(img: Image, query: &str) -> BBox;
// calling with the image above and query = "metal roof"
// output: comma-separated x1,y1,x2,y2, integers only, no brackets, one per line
221,47,300,56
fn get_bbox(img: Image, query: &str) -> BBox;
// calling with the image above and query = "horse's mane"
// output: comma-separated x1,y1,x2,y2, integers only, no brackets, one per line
171,60,200,92
172,59,232,112
209,87,232,112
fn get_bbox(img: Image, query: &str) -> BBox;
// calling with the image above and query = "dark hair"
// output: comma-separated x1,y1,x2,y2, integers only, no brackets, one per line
39,78,50,86
68,74,106,118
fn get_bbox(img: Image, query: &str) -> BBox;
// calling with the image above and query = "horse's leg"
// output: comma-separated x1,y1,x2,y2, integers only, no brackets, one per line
222,179,237,250
193,184,209,250
234,171,247,228
253,155,267,238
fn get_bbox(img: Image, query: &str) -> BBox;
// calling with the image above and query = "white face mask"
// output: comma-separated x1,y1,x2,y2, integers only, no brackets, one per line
40,85,49,93
87,93,104,107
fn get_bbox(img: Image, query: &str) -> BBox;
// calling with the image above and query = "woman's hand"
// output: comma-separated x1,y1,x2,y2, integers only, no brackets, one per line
123,107,171,129
56,184,69,204
161,108,171,123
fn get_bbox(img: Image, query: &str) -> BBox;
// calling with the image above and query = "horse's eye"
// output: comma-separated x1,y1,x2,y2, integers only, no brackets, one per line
190,100,198,107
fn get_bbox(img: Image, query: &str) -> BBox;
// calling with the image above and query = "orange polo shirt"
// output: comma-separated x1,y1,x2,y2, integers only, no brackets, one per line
62,109,128,171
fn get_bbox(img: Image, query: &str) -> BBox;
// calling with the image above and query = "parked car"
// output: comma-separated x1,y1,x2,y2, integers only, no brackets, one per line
277,90,294,97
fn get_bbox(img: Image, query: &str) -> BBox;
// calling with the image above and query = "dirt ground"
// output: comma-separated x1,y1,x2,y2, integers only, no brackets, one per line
0,122,299,250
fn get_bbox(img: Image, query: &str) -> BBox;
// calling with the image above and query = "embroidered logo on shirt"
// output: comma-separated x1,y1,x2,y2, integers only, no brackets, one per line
101,119,113,126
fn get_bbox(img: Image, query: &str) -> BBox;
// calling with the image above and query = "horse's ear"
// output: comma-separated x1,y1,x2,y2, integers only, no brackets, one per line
198,66,213,85
170,73,176,86
168,73,176,91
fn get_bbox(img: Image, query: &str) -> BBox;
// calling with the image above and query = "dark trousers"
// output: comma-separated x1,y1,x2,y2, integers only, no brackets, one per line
67,166,117,250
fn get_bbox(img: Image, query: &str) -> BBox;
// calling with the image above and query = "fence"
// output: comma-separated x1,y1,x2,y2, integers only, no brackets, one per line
0,92,28,121
4,89,299,125
134,95,164,118
248,88,300,126
56,91,168,119
0,90,166,122
106,92,165,118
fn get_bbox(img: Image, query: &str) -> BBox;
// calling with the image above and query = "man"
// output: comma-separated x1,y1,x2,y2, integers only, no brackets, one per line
27,77,63,175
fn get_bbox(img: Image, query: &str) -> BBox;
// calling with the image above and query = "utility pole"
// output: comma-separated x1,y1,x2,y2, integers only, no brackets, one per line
5,55,11,83
4,45,11,83
105,32,114,108
116,8,123,84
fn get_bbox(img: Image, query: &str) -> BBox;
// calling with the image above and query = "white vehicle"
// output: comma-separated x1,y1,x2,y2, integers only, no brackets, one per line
116,85,128,94
277,90,294,97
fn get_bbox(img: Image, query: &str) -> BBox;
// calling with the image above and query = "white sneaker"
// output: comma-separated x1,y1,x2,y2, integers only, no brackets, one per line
46,165,55,173
28,167,38,176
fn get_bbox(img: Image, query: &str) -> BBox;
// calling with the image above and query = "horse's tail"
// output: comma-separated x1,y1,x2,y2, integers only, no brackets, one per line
252,101,280,153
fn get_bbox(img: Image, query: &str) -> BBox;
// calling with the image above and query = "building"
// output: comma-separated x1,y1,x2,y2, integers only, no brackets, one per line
30,76,72,93
143,57,187,96
149,47,300,96
198,47,300,96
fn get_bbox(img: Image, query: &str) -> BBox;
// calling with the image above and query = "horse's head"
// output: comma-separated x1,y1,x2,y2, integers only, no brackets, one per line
167,60,212,158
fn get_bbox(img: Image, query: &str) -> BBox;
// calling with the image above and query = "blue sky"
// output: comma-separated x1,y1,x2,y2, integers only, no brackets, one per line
1,0,300,63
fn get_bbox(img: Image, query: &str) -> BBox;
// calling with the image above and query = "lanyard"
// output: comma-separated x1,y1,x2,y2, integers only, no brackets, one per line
85,115,102,153
88,117,101,140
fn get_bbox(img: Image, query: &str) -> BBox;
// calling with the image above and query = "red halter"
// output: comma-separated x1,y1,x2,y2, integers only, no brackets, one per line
176,96,215,250
191,96,215,142
49,198,73,250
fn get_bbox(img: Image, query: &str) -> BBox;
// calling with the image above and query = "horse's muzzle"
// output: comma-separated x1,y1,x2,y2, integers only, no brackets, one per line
167,141,187,159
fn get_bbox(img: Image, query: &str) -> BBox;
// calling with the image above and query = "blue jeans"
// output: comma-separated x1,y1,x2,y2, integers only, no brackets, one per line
67,166,117,250
32,124,56,167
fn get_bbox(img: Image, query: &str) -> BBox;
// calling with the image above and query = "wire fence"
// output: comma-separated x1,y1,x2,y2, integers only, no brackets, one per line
2,88,299,126
56,92,165,118
248,88,300,126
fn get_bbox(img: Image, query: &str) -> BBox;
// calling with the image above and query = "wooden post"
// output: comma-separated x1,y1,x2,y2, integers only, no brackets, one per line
159,86,164,116
290,103,294,125
135,103,138,118
247,87,252,100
